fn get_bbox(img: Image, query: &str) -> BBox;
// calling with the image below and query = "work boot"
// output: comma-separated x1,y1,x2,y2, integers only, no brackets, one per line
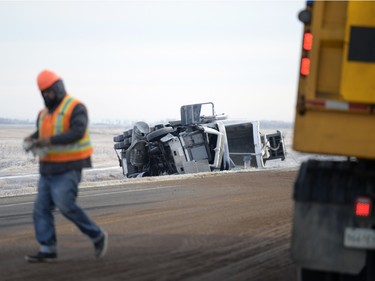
94,231,108,258
25,252,57,263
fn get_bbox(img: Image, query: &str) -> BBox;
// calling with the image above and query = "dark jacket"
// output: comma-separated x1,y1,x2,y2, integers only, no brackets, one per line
31,102,92,175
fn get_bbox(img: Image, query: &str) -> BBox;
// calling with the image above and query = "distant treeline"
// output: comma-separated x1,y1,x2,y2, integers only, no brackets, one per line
0,117,293,129
0,118,33,125
259,120,293,129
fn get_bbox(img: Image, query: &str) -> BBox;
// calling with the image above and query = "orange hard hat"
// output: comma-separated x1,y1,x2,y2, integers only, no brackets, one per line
37,70,61,91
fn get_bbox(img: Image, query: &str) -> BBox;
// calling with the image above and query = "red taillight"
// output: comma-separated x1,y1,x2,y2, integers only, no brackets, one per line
303,32,313,51
300,58,311,76
355,197,372,217
300,31,313,76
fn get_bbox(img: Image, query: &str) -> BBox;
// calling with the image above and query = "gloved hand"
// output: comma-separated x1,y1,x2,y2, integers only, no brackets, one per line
35,137,51,147
23,136,36,152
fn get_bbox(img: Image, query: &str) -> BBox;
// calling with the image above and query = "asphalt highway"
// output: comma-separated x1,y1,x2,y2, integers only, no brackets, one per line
0,169,298,281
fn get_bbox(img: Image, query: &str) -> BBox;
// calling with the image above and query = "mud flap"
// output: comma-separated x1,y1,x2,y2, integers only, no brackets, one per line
291,201,366,274
291,160,374,275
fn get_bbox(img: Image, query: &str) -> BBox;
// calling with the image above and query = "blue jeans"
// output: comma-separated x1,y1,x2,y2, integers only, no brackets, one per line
33,170,102,253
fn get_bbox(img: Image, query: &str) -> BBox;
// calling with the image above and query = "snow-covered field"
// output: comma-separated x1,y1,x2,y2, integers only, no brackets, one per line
0,124,336,198
0,124,124,197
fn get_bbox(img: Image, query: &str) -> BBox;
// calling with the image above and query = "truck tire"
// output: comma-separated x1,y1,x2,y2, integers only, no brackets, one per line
124,129,133,138
114,138,132,150
114,142,124,150
113,134,125,142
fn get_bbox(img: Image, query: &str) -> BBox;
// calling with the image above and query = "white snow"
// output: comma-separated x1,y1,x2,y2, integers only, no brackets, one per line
0,125,342,198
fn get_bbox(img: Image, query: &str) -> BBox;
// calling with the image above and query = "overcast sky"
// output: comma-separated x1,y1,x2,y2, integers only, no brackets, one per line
0,0,305,124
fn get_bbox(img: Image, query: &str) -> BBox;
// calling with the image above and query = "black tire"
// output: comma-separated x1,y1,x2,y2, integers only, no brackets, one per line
113,134,125,142
114,139,132,150
114,142,124,150
124,129,133,138
146,127,174,142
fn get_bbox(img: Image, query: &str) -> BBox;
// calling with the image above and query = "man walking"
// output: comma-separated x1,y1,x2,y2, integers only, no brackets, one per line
24,70,108,262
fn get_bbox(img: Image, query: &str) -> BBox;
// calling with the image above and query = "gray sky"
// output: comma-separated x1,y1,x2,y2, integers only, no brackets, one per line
0,0,305,124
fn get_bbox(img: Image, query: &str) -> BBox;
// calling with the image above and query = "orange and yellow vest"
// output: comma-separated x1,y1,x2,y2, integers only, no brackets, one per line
38,95,93,162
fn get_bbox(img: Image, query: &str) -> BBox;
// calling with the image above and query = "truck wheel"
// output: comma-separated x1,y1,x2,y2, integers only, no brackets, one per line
114,142,123,150
114,138,132,150
114,142,126,150
146,127,174,142
124,129,133,138
113,134,125,142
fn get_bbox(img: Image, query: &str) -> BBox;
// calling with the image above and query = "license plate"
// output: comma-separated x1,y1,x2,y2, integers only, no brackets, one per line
344,227,375,249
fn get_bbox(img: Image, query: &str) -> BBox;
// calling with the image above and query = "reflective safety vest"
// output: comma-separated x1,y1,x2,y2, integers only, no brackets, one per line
38,95,93,162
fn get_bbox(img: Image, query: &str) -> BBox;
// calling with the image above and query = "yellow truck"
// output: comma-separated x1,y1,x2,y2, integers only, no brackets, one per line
291,1,375,280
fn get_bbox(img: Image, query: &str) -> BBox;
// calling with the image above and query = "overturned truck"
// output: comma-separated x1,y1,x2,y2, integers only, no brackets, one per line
113,102,286,178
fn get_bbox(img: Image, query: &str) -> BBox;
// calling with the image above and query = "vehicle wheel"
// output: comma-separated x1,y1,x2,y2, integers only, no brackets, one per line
113,134,125,142
114,138,132,150
146,127,174,142
114,142,124,150
114,142,125,150
124,129,133,138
